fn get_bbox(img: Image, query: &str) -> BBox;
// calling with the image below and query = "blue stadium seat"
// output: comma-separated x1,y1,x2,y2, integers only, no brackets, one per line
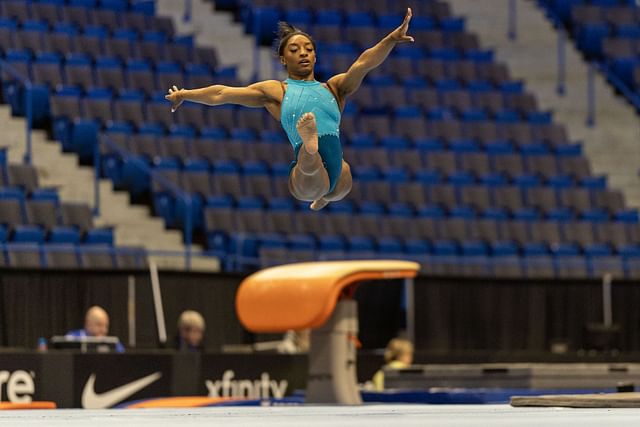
152,157,180,226
316,10,343,26
576,22,610,58
250,6,280,45
405,238,431,257
85,228,114,245
63,53,93,90
13,225,45,244
49,226,81,244
51,86,82,148
522,242,554,278
316,234,345,260
491,240,523,276
101,0,128,12
347,235,376,259
377,236,405,257
619,245,640,278
285,9,312,28
70,118,99,162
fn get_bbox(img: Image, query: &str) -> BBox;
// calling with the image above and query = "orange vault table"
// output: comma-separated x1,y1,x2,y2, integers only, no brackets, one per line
236,260,420,405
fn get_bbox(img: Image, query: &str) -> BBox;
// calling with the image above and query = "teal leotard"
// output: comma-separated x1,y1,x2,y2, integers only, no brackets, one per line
280,78,343,193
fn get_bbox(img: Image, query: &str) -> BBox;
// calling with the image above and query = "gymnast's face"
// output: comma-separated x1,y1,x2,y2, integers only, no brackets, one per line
281,34,316,79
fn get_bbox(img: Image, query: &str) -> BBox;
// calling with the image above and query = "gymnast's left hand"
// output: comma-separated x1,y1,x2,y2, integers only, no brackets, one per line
165,85,185,113
389,7,414,43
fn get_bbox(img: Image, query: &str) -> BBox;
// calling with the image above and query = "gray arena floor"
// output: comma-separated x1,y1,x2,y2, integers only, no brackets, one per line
2,405,640,427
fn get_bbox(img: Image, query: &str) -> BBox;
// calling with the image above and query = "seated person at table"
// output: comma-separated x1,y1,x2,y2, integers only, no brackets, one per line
175,310,205,351
66,305,125,353
372,338,414,391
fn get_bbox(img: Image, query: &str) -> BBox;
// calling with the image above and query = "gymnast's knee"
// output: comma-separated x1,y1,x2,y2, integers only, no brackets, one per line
289,176,330,202
324,165,352,202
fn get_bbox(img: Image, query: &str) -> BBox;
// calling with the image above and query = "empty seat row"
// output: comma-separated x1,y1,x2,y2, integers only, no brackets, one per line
101,136,587,181
96,108,565,147
257,246,640,279
245,0,452,20
243,1,456,44
313,27,479,51
570,4,640,28
347,83,532,113
108,150,606,207
0,196,112,236
1,243,147,269
0,0,163,33
202,200,638,246
1,46,220,87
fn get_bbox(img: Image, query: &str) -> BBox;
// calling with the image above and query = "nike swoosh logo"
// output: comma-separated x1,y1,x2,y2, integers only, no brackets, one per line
82,372,162,409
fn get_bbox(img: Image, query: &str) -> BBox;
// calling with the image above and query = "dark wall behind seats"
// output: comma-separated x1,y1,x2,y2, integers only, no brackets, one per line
0,270,404,351
0,270,246,350
2,270,640,354
413,277,640,352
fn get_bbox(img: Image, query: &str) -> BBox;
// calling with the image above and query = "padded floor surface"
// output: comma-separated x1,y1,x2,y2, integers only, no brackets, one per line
2,405,640,426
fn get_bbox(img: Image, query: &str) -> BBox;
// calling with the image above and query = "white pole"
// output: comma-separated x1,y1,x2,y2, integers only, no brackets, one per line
602,273,613,327
127,275,136,348
404,278,415,345
150,261,167,345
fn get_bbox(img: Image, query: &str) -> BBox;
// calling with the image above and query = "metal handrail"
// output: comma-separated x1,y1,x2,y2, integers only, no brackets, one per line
0,59,33,164
96,135,194,270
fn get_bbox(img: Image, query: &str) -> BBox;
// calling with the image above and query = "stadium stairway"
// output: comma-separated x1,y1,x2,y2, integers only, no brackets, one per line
448,0,640,208
0,104,218,272
156,0,274,82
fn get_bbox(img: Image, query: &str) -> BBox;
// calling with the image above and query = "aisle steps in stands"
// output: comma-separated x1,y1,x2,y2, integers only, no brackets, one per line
0,104,218,271
156,0,274,82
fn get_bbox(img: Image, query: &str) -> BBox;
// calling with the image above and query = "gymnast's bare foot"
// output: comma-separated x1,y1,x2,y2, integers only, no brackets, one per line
296,112,318,155
310,198,329,211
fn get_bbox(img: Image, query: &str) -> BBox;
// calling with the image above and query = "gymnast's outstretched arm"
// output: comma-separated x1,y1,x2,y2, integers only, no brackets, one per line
327,7,414,100
165,80,282,112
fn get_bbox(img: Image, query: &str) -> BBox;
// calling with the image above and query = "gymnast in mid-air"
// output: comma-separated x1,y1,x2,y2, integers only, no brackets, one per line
166,8,414,210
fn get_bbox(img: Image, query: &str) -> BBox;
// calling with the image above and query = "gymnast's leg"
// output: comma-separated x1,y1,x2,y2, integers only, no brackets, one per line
310,161,352,211
288,112,330,202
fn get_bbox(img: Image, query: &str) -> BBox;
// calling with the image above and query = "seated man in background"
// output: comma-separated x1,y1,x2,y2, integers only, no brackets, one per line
371,338,414,391
175,310,205,351
66,305,125,353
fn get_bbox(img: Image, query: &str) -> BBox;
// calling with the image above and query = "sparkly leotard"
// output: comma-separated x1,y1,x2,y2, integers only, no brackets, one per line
280,78,343,193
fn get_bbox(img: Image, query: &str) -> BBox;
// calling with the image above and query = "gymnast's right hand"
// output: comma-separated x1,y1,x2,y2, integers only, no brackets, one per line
165,85,185,112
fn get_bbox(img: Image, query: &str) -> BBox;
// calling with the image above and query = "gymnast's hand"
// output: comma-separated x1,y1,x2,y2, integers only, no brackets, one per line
165,85,185,113
389,7,414,44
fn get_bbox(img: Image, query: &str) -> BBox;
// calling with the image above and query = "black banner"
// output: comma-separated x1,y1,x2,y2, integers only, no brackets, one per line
72,353,176,409
0,351,384,408
199,354,307,399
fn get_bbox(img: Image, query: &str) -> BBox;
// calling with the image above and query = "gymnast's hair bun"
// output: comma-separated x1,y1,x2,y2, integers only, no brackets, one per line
277,21,298,39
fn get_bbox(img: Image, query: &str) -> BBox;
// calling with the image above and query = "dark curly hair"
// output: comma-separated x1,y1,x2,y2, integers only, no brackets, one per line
276,21,316,57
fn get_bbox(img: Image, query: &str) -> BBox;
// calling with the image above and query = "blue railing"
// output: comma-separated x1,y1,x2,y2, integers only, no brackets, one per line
508,0,518,41
0,59,33,164
182,0,192,23
95,136,195,270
